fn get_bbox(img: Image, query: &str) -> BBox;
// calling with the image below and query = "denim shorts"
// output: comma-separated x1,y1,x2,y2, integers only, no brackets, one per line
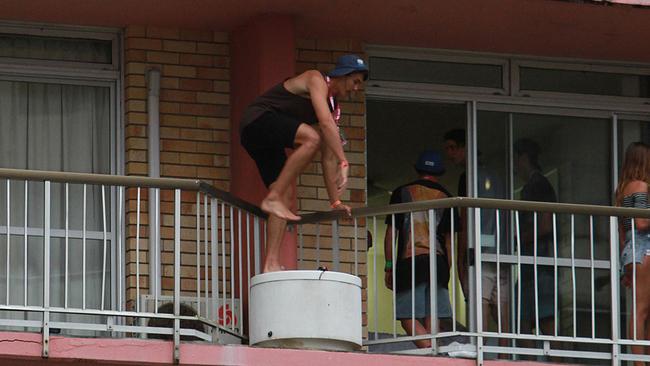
620,230,650,269
395,283,452,320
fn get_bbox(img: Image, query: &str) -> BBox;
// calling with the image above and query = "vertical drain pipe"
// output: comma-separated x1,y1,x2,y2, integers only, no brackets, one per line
147,68,161,305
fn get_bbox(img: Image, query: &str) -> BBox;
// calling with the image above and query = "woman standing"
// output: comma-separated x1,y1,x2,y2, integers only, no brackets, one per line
616,142,650,362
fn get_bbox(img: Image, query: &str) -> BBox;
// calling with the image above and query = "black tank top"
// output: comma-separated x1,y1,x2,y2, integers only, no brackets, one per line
239,73,332,134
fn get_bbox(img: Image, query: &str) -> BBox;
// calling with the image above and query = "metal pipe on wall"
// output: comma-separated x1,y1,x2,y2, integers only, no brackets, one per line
147,68,161,303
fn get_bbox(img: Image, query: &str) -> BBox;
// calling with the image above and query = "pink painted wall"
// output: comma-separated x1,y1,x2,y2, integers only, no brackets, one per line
0,330,571,366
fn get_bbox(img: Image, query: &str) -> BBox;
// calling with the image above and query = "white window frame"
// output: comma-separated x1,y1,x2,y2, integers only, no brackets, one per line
367,44,509,97
512,58,650,105
0,21,123,311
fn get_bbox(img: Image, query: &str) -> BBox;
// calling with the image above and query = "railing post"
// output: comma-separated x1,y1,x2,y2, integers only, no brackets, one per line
332,220,340,272
42,181,51,358
474,207,484,366
610,216,620,366
173,189,181,363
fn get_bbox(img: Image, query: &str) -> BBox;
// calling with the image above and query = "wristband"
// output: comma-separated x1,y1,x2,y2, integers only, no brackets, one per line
384,260,392,271
330,200,342,209
339,160,349,168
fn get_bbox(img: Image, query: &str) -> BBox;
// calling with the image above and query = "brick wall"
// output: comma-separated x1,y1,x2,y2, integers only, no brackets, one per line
123,25,231,308
294,39,369,325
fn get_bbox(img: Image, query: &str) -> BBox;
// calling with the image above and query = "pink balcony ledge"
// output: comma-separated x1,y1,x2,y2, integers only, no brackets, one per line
0,330,568,366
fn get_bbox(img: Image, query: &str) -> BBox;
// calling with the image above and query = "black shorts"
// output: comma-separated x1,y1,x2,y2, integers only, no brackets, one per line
240,111,304,187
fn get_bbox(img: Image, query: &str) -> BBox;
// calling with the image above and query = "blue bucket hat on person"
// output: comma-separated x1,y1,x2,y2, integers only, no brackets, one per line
415,150,445,176
328,54,369,80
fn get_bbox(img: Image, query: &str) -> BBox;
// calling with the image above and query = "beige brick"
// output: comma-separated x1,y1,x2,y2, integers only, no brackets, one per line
146,51,180,64
126,62,146,75
163,40,196,53
127,38,162,51
180,78,213,91
159,101,180,114
160,127,180,139
213,56,229,68
125,137,147,150
213,80,229,92
127,150,147,162
196,67,229,80
161,164,197,178
180,29,213,42
125,49,146,62
160,152,180,164
196,42,228,55
126,87,147,100
300,174,323,187
213,130,230,142
126,75,146,87
125,125,146,138
180,128,213,142
161,139,196,152
179,153,213,166
160,89,196,103
350,115,365,127
162,65,196,78
197,142,227,154
146,27,180,40
161,77,180,89
196,92,228,104
197,167,230,180
197,117,228,130
161,114,197,128
126,112,147,124
126,162,148,175
214,155,229,167
126,100,146,113
179,103,218,117
180,53,213,67
341,102,366,115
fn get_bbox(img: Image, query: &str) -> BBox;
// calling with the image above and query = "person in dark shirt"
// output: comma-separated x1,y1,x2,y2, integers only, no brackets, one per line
240,55,367,272
383,151,459,348
513,138,557,339
443,129,509,338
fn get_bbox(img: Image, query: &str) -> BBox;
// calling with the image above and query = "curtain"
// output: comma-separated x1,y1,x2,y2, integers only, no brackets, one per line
0,79,111,333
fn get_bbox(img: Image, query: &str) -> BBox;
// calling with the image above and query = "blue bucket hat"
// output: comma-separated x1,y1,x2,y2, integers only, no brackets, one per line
415,150,445,176
327,54,368,80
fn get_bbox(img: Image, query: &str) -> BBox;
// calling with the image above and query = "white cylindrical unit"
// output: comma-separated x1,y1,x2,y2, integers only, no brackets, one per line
249,270,362,351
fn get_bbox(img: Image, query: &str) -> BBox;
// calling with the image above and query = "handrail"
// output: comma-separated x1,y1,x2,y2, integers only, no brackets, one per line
297,196,650,224
0,168,267,218
4,168,646,226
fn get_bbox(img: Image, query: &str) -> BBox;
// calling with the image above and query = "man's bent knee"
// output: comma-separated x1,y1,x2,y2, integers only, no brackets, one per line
295,125,321,151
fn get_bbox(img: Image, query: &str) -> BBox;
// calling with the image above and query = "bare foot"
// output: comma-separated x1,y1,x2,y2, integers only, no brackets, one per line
262,264,286,273
261,196,301,221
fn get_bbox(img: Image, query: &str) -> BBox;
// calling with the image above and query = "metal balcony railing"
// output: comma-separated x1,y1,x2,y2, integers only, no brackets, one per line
297,197,650,365
0,168,266,362
1,167,650,365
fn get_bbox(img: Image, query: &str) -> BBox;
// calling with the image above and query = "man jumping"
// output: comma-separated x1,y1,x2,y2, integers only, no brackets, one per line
240,54,368,272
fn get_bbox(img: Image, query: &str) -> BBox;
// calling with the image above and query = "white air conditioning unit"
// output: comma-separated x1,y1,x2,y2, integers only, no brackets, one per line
139,294,242,344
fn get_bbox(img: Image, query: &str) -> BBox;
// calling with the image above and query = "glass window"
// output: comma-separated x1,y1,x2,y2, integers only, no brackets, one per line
0,33,112,64
520,67,650,98
370,57,503,89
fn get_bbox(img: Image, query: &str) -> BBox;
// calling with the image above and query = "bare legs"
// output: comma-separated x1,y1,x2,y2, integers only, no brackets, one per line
261,124,320,272
400,316,433,349
628,257,650,366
